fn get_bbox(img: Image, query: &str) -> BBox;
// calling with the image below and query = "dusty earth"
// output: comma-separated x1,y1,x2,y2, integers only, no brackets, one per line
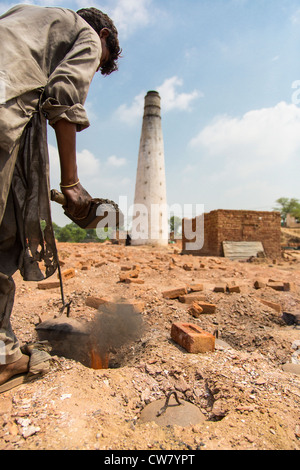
0,239,300,451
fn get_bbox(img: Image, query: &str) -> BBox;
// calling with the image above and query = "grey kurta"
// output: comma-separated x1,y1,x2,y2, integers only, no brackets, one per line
0,4,102,364
0,3,102,280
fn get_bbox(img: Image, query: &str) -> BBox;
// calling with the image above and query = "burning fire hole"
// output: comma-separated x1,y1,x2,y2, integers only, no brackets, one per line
35,302,144,370
90,348,110,370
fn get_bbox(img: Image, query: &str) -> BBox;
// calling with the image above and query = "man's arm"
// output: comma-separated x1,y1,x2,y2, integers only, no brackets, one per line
53,118,92,219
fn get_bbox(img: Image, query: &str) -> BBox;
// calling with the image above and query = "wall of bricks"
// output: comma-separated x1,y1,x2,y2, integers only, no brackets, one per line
182,210,282,258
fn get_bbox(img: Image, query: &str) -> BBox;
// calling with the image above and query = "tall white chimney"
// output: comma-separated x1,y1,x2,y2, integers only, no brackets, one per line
131,91,168,246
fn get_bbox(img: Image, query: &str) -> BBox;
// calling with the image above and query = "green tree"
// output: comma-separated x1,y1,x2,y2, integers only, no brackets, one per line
52,221,62,239
169,216,182,236
273,198,300,225
56,223,87,243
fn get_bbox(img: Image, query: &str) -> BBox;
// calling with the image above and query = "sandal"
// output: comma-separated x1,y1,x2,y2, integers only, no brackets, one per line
0,341,52,394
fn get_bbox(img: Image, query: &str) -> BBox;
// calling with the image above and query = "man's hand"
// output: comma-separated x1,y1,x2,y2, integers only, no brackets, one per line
61,182,92,220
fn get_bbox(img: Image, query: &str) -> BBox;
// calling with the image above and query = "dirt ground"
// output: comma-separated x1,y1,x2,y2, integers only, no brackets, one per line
0,240,300,451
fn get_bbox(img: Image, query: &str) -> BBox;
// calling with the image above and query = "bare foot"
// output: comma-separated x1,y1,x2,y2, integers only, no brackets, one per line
0,354,29,385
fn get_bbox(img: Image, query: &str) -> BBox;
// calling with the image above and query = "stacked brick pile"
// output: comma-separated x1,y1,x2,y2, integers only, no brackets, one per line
182,210,281,259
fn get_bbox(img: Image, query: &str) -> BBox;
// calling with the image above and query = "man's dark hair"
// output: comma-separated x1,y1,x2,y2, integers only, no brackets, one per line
77,7,121,76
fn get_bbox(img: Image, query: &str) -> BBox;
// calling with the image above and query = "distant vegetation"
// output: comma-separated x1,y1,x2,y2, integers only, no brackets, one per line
50,217,183,243
169,215,182,236
273,198,300,225
52,222,112,243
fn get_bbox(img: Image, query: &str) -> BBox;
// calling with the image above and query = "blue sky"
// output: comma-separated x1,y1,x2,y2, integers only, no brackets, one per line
1,0,300,226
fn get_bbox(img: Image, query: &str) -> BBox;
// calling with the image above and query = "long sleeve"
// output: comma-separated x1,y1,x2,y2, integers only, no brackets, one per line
41,28,101,131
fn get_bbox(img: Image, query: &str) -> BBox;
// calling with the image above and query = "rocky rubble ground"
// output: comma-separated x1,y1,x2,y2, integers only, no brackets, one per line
0,241,300,450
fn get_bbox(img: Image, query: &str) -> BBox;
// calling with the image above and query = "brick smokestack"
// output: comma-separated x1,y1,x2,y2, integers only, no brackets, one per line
131,91,168,246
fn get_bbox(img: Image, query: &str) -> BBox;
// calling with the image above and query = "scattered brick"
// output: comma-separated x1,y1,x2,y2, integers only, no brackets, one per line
196,301,217,314
254,279,266,289
94,261,106,268
214,283,227,293
258,298,282,313
227,282,241,293
119,269,140,282
81,265,90,271
85,296,110,309
188,283,204,292
59,268,75,280
179,293,206,304
188,302,203,318
183,263,193,271
120,265,132,271
37,280,60,290
267,281,284,291
162,287,188,299
171,322,215,353
124,278,145,284
283,282,295,292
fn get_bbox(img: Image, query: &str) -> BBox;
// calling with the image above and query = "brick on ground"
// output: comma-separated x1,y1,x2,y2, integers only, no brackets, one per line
188,302,203,318
214,283,227,293
124,278,145,284
171,322,215,353
85,296,110,309
196,301,217,314
119,268,140,282
58,268,75,280
37,280,60,290
254,279,266,289
183,263,194,271
120,265,132,271
267,281,284,291
179,293,207,304
188,283,204,292
94,261,107,268
162,287,188,299
257,298,282,313
283,282,295,292
227,282,241,293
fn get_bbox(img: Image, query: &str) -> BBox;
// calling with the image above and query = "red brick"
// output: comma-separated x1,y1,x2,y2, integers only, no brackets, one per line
59,268,75,280
214,283,227,293
267,281,284,291
188,283,204,292
124,278,145,284
196,301,217,314
162,287,188,299
254,279,266,289
171,322,215,353
183,263,193,271
179,293,206,304
227,283,241,293
119,269,140,282
258,298,282,313
85,296,110,309
188,302,203,318
37,280,60,290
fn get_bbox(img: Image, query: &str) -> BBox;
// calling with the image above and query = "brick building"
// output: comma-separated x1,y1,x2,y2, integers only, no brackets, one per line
182,209,282,259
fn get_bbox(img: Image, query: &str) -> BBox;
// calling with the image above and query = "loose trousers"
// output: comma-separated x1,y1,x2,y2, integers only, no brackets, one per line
0,187,23,365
